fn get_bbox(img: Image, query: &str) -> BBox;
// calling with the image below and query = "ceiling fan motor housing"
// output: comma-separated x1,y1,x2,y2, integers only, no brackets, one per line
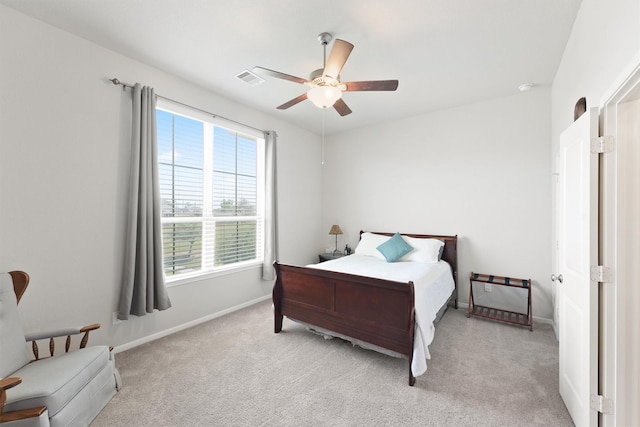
309,68,340,88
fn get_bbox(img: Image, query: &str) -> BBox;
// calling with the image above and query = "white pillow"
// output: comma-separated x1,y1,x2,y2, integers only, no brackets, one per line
354,232,389,260
399,236,444,263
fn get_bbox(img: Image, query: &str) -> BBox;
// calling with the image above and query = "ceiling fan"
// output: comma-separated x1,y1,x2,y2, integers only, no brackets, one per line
253,32,398,117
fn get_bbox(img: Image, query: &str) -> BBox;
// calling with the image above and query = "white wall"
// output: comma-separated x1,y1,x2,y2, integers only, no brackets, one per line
551,0,640,425
0,5,322,349
322,88,553,319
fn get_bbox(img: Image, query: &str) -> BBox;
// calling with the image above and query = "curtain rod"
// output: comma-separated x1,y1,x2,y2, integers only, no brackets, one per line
109,77,267,135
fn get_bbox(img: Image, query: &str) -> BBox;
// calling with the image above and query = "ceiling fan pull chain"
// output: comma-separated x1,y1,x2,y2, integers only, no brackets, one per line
321,108,325,165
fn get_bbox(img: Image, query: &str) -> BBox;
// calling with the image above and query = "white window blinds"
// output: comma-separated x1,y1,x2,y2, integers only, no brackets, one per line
157,102,264,280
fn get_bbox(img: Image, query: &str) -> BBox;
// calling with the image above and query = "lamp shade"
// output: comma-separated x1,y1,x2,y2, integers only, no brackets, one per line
328,224,343,235
307,85,342,108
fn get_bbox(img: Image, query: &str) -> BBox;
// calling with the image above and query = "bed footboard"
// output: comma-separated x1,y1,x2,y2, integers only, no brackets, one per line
273,262,416,385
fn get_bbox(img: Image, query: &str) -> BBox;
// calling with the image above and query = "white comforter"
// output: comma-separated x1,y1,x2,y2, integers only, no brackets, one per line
306,254,455,377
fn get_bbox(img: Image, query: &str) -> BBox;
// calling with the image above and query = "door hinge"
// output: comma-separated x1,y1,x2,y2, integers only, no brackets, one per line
591,136,615,153
590,394,613,414
590,265,614,283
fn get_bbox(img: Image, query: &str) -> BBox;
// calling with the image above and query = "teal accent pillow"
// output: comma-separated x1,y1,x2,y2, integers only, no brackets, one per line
376,232,414,262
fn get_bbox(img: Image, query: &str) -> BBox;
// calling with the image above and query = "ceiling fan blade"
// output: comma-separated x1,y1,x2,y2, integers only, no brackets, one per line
253,66,308,85
323,39,354,80
343,80,399,91
277,93,308,110
333,98,352,116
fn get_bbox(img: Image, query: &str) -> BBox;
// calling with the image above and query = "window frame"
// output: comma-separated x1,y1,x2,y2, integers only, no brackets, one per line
156,98,266,286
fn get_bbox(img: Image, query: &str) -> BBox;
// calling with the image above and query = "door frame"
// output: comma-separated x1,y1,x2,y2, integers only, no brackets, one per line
599,59,640,427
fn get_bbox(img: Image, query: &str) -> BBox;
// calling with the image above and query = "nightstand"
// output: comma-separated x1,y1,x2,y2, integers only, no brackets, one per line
318,253,345,263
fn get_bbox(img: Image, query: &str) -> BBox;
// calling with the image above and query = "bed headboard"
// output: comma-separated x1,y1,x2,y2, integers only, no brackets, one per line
359,231,458,287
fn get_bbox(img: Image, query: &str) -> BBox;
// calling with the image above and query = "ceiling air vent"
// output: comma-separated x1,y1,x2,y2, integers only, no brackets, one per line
236,69,265,86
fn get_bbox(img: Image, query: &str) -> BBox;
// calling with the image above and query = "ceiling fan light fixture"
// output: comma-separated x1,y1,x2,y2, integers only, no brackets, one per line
307,85,342,108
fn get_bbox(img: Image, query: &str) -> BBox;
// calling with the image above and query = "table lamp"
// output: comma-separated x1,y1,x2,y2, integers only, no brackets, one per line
328,225,343,255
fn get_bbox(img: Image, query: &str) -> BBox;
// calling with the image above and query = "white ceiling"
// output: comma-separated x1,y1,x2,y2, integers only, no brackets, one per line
1,0,582,135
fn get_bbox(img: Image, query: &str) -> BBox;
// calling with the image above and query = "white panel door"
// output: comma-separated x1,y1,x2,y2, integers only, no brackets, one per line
557,108,598,427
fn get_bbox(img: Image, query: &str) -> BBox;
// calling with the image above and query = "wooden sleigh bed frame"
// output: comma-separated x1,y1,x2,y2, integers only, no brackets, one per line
272,232,458,386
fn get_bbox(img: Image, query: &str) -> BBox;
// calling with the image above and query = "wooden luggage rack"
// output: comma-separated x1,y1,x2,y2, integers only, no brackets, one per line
467,272,533,331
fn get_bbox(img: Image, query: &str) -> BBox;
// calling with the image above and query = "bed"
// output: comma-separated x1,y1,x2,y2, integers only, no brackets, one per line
272,231,458,386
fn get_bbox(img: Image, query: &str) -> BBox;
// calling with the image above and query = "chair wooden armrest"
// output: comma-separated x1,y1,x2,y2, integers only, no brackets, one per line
1,377,46,423
1,406,47,423
0,378,21,391
1,378,22,415
25,323,101,360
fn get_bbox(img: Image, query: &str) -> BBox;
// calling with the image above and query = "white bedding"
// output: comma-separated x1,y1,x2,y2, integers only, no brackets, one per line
305,254,455,377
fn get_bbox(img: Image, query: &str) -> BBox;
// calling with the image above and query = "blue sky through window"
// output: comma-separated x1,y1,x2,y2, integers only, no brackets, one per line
157,110,258,217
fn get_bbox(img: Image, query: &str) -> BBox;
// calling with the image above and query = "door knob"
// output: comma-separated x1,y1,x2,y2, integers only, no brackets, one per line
551,274,563,283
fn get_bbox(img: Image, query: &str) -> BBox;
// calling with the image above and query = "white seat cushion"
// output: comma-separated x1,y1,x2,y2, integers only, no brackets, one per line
5,345,111,417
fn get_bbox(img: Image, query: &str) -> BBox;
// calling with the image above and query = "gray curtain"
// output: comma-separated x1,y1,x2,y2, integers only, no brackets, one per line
118,84,172,320
262,131,279,280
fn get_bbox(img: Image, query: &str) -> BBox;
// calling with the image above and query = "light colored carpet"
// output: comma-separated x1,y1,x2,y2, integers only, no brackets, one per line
92,300,573,427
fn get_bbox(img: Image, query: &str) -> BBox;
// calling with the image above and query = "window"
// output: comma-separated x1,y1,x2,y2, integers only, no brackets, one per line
157,101,265,281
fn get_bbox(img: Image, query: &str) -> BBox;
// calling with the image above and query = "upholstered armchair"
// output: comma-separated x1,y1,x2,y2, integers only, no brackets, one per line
0,271,121,426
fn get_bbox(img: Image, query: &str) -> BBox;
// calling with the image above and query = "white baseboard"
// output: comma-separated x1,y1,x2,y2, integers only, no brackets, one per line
112,294,271,354
455,302,554,326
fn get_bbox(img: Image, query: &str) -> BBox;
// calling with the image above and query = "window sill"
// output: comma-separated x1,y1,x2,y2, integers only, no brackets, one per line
165,261,263,288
